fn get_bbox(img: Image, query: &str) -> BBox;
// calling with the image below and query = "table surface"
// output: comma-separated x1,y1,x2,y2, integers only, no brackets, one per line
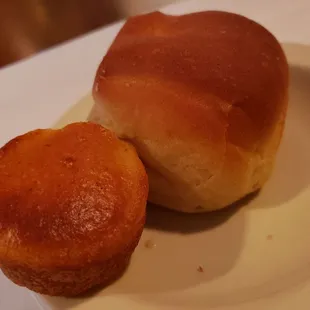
0,0,310,309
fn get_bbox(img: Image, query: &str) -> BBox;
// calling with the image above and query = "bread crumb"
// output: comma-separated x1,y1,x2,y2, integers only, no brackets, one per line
197,265,204,273
266,234,273,240
144,239,156,249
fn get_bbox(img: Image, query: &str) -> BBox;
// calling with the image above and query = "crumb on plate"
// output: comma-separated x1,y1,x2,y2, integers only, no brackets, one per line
144,239,156,249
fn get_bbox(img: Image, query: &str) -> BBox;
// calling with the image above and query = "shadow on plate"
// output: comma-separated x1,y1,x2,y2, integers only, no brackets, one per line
99,200,246,295
41,195,248,309
145,192,257,233
249,43,310,209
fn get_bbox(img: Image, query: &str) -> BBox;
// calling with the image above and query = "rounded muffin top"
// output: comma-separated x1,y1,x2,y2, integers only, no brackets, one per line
0,122,148,268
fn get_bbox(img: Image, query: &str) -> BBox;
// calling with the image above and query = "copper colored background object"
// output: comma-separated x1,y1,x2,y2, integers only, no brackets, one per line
0,0,176,68
0,0,124,68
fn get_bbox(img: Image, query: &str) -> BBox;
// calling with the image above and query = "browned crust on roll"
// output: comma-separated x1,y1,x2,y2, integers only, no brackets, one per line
94,10,288,151
0,122,148,295
91,11,288,212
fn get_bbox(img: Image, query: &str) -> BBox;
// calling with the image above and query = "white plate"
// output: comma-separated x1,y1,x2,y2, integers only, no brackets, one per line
29,43,310,310
1,1,310,310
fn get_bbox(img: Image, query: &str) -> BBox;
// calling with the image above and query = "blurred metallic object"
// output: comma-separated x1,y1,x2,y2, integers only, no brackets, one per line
0,0,120,67
0,0,177,68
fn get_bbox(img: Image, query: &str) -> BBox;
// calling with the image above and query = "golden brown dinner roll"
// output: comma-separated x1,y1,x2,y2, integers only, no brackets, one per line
0,122,148,296
90,10,289,212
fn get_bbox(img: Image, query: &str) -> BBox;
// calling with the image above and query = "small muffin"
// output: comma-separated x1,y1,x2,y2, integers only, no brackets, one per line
0,122,148,296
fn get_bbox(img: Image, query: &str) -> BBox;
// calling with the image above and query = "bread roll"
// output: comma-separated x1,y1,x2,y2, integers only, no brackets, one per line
0,122,148,296
90,11,289,212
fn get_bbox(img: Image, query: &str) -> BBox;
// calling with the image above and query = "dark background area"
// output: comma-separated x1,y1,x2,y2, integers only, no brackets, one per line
0,0,174,68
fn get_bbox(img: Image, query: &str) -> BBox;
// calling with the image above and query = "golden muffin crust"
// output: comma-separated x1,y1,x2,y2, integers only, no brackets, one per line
0,122,148,295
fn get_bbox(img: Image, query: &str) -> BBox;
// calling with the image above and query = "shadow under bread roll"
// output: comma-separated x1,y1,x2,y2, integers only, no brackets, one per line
90,10,289,213
0,122,148,296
